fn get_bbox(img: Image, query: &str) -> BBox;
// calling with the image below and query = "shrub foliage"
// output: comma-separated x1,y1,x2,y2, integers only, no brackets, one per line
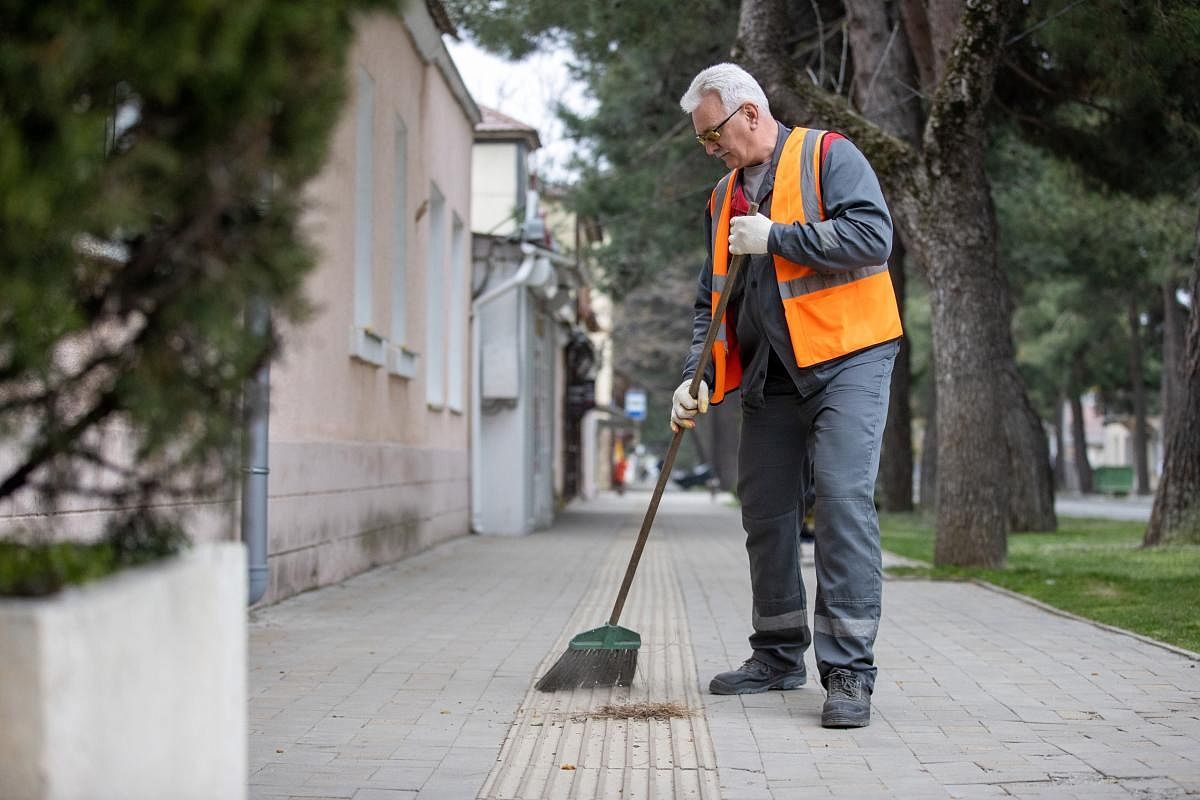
0,1,384,590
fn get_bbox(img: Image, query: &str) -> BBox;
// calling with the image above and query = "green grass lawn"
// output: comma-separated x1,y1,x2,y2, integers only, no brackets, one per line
880,513,1200,653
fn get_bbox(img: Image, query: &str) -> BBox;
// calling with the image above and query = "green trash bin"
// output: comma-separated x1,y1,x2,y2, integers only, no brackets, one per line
1092,465,1133,495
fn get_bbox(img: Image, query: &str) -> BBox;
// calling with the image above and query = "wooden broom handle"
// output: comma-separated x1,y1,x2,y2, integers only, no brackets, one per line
607,201,759,626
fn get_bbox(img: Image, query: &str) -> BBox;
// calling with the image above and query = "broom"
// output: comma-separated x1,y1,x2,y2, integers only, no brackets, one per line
535,202,760,692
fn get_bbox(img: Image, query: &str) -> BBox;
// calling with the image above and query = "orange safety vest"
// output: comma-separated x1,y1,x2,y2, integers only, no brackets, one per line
707,127,903,404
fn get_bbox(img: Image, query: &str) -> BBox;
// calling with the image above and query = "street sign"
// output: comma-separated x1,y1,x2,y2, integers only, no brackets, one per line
624,389,647,421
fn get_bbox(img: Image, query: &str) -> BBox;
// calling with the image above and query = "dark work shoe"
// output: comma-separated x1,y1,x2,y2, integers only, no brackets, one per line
709,658,807,695
821,668,871,728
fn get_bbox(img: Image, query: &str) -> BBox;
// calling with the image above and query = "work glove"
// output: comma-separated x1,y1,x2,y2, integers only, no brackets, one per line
728,212,773,255
670,378,709,433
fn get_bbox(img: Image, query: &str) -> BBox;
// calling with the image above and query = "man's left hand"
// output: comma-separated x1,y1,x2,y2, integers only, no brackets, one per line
729,213,773,255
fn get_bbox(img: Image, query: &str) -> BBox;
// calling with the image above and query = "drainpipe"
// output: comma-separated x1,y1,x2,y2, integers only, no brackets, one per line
470,244,538,534
242,297,270,605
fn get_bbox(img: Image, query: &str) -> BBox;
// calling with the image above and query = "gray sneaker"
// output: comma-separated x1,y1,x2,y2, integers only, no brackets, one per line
821,668,871,728
709,657,807,695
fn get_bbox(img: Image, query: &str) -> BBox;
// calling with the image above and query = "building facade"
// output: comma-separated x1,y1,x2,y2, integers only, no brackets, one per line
256,3,480,600
468,108,611,534
0,2,620,602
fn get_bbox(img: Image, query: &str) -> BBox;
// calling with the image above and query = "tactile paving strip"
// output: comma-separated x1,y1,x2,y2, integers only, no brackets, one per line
479,531,721,799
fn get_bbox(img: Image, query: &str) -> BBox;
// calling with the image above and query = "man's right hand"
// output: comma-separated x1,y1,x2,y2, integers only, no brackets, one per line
670,379,709,432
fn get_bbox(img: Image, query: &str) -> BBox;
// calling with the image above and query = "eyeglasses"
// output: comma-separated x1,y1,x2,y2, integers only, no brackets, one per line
695,105,742,145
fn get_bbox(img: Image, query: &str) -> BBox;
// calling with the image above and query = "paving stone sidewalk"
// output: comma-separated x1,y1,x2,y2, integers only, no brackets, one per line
248,492,1200,799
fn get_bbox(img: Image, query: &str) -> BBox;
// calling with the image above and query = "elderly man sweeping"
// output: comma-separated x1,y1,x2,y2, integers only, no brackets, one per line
673,63,902,728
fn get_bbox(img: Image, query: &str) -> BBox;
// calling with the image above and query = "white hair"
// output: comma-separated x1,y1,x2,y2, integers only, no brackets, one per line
679,63,771,117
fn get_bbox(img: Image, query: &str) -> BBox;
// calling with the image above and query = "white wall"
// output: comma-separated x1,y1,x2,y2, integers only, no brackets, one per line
0,544,246,800
470,141,521,237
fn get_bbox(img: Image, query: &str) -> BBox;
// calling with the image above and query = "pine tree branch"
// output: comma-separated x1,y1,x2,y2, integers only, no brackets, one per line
0,191,230,502
0,388,121,500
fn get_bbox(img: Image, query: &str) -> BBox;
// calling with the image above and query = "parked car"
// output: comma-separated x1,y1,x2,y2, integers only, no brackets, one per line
672,463,716,490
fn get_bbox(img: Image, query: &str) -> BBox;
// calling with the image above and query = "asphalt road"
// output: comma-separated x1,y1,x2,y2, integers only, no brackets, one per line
1054,493,1153,522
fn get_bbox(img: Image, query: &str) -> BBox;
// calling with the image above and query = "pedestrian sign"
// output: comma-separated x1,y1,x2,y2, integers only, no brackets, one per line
624,389,647,421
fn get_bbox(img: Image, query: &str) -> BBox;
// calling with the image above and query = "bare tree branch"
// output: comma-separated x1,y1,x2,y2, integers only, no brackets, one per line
0,388,121,500
835,20,849,94
808,0,827,85
862,22,900,114
924,0,1020,158
735,0,916,186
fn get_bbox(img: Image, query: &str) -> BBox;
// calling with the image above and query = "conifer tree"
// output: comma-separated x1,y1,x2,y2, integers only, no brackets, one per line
0,2,384,542
996,0,1200,540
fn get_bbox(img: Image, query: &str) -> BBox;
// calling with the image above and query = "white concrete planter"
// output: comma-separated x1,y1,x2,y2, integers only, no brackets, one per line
0,542,247,800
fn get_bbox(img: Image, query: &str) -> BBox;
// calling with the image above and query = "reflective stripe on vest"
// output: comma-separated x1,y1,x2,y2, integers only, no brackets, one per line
706,127,902,404
708,170,742,402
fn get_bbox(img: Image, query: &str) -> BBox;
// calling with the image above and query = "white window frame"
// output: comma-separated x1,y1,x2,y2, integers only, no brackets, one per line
425,183,446,408
388,115,417,378
446,213,466,412
351,66,384,367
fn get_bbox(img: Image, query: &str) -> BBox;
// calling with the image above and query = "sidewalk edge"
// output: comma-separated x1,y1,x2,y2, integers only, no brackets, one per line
969,577,1200,663
883,548,1198,663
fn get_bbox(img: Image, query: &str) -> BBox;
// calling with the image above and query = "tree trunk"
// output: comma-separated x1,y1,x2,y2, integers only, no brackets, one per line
919,375,937,511
1069,383,1094,495
920,161,1009,567
856,0,1039,548
1145,206,1200,545
880,246,914,511
897,0,964,92
845,0,920,513
1002,364,1056,531
1127,298,1151,495
738,0,1019,566
1161,278,1186,441
845,0,924,140
908,0,1054,535
922,1,1019,566
1053,392,1067,491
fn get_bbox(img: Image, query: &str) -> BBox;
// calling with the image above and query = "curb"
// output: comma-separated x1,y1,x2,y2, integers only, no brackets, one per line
882,548,1200,663
882,550,1199,664
968,577,1200,663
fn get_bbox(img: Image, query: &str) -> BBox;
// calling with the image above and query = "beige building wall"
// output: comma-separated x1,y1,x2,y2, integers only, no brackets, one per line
262,8,479,602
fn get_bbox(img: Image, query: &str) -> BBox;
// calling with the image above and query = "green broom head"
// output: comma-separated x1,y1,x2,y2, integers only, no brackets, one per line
534,624,641,692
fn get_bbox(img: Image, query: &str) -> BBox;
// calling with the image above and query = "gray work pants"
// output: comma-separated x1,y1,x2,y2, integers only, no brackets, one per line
736,341,896,692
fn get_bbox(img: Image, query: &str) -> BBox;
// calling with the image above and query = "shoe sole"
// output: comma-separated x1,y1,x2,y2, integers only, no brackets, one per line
821,713,870,728
708,674,807,695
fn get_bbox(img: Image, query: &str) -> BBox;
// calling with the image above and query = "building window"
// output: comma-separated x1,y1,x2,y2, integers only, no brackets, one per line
425,183,446,408
389,116,416,378
351,66,384,366
447,213,466,412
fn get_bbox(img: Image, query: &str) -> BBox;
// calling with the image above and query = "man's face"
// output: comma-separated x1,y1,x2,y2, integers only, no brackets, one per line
692,92,750,168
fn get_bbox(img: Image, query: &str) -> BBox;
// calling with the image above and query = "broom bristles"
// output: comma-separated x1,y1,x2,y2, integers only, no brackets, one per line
534,647,638,692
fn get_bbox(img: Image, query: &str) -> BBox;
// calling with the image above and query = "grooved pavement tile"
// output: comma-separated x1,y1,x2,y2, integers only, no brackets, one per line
478,500,720,799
